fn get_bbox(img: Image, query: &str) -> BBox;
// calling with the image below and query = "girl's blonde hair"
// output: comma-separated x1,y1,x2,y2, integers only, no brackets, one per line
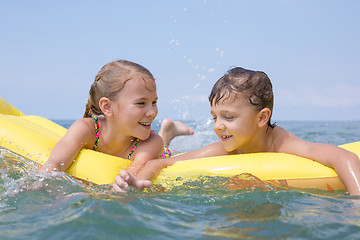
83,60,155,118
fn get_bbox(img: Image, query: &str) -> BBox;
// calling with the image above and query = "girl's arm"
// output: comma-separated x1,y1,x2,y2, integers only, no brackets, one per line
40,118,94,173
126,131,164,176
280,136,360,195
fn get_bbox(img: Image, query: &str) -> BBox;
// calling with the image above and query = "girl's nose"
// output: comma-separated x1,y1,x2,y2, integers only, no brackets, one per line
146,105,158,118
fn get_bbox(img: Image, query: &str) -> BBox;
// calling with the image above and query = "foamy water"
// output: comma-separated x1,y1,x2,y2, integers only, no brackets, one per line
1,119,360,239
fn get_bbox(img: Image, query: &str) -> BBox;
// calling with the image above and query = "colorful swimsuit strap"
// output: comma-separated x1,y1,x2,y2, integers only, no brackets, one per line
127,138,140,160
127,131,155,160
161,145,172,159
93,116,100,151
127,130,172,160
150,130,172,159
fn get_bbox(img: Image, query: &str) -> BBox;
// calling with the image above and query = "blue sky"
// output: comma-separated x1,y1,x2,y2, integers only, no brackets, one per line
1,0,359,121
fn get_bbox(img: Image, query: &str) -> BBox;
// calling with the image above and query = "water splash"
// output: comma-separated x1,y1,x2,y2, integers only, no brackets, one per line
0,147,88,202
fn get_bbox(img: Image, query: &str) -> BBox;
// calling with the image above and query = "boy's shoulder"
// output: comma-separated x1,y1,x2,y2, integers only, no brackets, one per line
272,126,301,151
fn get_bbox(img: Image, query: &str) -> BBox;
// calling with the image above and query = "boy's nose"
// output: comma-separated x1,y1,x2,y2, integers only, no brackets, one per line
214,120,225,130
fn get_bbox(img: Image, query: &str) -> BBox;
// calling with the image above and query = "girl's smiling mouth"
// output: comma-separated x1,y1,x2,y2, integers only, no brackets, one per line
139,122,151,129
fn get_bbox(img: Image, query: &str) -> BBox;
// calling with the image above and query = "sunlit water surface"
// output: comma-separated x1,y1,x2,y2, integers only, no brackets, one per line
1,119,360,239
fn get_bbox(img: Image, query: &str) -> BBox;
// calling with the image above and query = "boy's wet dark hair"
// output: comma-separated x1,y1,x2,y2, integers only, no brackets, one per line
209,67,276,128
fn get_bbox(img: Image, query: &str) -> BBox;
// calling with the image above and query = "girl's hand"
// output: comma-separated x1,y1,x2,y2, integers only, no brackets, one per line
112,170,152,192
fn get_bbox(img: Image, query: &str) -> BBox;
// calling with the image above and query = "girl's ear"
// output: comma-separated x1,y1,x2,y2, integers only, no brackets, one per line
257,108,271,128
99,97,113,117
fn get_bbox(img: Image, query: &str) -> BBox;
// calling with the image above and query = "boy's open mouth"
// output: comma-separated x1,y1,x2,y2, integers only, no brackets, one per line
220,135,232,141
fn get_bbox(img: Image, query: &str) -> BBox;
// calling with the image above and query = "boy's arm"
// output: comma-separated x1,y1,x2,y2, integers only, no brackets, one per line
113,141,228,191
137,141,228,180
281,137,360,195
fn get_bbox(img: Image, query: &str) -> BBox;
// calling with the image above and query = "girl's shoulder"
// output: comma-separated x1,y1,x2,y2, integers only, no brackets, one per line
134,131,164,158
70,117,95,131
65,117,98,148
142,131,164,148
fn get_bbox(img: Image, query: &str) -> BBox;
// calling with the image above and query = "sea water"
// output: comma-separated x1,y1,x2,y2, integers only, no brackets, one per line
0,119,360,240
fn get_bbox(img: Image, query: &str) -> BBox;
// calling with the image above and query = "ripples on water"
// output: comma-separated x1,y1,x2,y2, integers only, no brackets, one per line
1,119,360,239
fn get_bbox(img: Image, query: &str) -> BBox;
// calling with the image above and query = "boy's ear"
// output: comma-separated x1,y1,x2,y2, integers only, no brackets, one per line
99,97,113,117
257,108,271,128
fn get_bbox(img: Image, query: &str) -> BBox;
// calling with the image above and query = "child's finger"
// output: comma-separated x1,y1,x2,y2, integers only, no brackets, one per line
114,176,129,190
119,170,130,181
117,170,152,190
112,182,127,193
140,180,152,188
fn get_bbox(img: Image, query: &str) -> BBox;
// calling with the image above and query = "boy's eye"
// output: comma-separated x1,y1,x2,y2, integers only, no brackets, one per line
225,115,234,120
152,101,157,105
136,102,145,106
212,116,217,121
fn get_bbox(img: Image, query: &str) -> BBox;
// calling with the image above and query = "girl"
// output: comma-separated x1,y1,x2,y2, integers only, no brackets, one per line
116,67,360,195
40,60,193,189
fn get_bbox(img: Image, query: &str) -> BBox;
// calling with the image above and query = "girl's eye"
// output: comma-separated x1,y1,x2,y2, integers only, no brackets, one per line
136,102,145,106
225,115,234,120
152,101,158,105
212,116,217,121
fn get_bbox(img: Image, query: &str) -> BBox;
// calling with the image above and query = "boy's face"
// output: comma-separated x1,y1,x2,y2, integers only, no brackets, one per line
210,93,260,153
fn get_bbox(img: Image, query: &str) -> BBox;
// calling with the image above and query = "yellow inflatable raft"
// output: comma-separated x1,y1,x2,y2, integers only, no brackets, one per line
1,97,359,191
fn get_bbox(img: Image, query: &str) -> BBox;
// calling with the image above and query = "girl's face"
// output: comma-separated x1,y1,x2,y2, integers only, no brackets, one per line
111,76,158,140
210,93,260,153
